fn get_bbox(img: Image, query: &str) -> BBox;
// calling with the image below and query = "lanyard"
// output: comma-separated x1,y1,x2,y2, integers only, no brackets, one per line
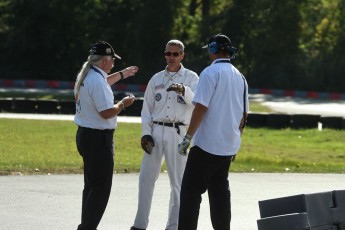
75,65,106,102
90,65,105,79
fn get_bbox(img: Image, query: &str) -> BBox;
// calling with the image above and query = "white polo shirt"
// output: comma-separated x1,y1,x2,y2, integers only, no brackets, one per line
192,58,249,156
74,66,117,130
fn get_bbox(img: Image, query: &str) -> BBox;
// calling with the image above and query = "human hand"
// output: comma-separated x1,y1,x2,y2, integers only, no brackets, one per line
122,66,139,79
178,134,192,156
141,135,154,154
167,83,185,95
121,94,135,108
239,113,247,136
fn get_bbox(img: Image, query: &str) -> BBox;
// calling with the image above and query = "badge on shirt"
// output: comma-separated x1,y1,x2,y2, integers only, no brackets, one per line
155,93,162,101
177,95,186,104
155,84,164,90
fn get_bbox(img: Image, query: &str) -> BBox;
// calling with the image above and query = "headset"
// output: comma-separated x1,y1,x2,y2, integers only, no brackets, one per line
208,41,219,54
209,41,238,59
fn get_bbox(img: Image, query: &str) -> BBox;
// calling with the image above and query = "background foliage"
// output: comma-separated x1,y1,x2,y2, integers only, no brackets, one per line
0,0,344,92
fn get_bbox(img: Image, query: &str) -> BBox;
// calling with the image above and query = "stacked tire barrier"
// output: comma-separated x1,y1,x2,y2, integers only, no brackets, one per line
0,96,143,116
1,98,345,128
0,98,75,114
257,190,345,230
247,113,345,130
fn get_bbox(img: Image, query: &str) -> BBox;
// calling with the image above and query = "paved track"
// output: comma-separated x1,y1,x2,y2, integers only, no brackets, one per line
250,94,345,118
1,173,344,230
0,113,141,123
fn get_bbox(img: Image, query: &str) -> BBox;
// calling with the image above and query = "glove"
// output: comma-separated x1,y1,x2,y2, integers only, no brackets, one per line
141,135,154,154
167,83,185,95
178,134,192,156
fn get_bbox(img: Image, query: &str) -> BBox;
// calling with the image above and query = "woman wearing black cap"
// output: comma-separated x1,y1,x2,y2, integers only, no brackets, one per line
74,41,138,230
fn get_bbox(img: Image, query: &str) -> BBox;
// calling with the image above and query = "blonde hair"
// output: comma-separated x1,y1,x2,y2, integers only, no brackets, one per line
74,55,104,99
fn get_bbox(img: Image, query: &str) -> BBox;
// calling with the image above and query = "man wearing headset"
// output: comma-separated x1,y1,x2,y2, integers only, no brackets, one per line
177,33,249,230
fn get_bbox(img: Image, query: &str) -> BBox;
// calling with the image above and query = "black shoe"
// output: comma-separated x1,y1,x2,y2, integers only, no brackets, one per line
130,227,145,230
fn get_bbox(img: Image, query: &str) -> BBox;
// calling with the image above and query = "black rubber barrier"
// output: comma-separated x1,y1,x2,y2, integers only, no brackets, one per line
12,98,37,113
320,116,344,130
258,213,311,230
257,190,345,230
57,98,142,116
0,98,13,112
332,190,345,229
266,114,291,129
58,100,75,114
290,114,321,129
36,99,59,114
246,113,268,128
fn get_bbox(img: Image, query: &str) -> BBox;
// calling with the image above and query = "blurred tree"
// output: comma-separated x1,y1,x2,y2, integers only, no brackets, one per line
114,0,176,84
299,0,344,92
328,0,345,92
0,0,177,84
0,0,102,80
224,0,303,90
0,0,344,92
171,0,233,74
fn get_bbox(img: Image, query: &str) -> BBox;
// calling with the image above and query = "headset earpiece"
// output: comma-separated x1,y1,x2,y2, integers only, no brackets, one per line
208,42,218,54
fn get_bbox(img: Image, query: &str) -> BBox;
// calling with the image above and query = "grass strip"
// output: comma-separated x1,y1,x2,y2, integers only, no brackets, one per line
0,119,344,175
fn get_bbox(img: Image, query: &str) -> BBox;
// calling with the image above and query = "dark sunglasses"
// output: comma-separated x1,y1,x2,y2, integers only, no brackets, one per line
164,51,180,57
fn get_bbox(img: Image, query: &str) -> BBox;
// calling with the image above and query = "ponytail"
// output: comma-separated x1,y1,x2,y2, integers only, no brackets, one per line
74,55,104,100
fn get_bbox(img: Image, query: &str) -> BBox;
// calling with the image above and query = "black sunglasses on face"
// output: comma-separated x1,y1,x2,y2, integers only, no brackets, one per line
164,51,180,57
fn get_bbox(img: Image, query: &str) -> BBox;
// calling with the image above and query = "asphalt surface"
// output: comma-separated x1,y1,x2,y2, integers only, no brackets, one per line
250,94,345,118
1,173,344,230
1,94,345,230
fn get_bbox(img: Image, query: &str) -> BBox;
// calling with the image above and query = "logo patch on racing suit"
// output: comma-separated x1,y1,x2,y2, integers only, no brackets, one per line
177,95,186,104
155,93,162,101
155,84,164,90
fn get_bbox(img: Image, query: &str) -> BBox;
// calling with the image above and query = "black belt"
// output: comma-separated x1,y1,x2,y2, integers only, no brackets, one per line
78,126,115,134
153,121,185,134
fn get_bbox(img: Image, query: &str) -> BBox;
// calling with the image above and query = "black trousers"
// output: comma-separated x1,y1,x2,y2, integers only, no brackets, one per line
178,146,232,230
76,127,115,230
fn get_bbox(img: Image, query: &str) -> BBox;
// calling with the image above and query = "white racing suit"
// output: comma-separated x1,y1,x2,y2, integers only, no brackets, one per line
133,64,199,230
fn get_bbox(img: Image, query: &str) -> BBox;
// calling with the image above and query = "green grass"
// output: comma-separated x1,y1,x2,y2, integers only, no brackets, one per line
0,119,344,175
239,128,345,173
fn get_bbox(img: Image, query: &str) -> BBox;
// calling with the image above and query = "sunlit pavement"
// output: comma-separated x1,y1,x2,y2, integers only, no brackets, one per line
250,94,345,118
0,173,344,230
0,113,141,122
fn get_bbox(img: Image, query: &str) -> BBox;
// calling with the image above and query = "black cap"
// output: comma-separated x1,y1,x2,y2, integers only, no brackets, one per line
202,33,238,53
89,41,121,59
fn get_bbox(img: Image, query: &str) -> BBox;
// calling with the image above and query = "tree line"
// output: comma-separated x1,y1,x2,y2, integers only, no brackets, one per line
0,0,344,92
